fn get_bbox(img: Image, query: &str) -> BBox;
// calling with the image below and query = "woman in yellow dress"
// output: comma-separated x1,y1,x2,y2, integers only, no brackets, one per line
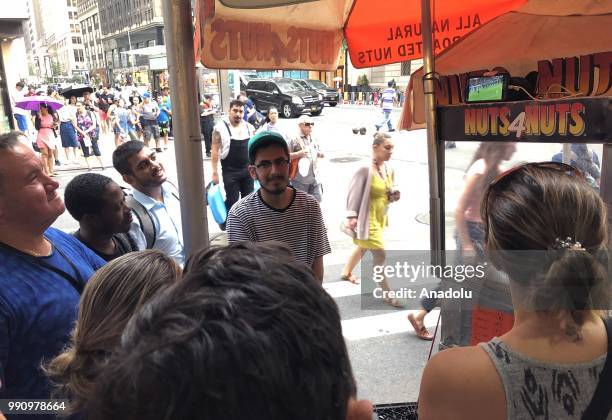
341,132,402,307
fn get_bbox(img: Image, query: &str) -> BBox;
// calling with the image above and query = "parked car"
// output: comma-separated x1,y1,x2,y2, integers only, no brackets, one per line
246,78,324,118
295,79,339,106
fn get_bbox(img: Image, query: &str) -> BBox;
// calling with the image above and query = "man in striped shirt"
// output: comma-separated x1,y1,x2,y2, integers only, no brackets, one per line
374,80,396,132
227,131,331,283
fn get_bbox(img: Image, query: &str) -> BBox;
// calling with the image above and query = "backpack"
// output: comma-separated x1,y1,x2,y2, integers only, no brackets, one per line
124,182,180,249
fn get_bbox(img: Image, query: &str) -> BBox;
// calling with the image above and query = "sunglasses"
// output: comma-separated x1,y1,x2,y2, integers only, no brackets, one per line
484,161,584,208
303,122,314,127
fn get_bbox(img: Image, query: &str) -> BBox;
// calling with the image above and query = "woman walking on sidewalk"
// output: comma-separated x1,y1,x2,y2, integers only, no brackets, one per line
75,102,104,170
35,103,58,176
407,142,516,340
58,95,80,163
341,132,402,307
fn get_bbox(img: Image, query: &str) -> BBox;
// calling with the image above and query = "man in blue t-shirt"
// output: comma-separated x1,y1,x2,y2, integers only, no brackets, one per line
375,80,396,132
0,132,105,416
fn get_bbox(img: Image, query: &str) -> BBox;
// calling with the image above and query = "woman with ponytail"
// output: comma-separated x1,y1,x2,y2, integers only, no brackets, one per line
419,162,611,420
45,250,181,416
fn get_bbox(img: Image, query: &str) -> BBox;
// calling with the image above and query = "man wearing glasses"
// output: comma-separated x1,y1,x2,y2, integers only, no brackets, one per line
227,131,331,283
289,115,324,202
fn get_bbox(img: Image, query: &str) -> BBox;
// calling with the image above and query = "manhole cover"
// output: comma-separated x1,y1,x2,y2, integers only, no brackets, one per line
415,211,456,229
330,156,362,163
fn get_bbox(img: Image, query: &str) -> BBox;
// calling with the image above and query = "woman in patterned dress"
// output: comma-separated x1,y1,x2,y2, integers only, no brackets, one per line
419,163,611,420
74,102,104,170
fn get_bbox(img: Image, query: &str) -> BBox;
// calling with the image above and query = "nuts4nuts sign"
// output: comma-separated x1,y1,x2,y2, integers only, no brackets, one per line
437,98,611,143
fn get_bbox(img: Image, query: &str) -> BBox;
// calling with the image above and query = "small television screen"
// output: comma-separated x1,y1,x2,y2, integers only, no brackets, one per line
466,75,508,102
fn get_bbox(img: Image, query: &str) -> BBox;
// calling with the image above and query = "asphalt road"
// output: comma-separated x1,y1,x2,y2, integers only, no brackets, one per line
48,103,602,405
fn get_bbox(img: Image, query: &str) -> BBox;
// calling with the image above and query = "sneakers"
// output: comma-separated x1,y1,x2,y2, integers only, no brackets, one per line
156,148,163,153
55,160,61,166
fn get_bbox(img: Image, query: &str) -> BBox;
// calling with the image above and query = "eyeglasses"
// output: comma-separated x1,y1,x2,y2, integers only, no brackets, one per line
303,123,314,127
254,158,290,170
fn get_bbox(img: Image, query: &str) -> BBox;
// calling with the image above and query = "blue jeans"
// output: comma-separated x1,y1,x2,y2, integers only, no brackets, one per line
376,109,393,131
15,114,28,132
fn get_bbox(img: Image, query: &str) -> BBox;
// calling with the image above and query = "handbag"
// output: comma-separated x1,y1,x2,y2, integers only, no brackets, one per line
206,182,227,224
289,135,307,180
289,158,300,180
248,111,266,129
340,219,356,239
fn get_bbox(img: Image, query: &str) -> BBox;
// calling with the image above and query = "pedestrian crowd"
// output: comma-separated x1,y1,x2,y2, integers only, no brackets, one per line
1,77,611,419
9,82,175,177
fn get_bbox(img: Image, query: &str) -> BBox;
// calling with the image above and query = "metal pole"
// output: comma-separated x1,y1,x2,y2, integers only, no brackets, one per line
232,70,241,98
218,69,231,114
562,143,571,164
420,0,444,266
127,28,134,82
162,0,209,255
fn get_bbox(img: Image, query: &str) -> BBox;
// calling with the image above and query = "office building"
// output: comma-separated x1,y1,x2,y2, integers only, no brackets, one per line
0,3,29,132
98,0,165,86
77,0,107,84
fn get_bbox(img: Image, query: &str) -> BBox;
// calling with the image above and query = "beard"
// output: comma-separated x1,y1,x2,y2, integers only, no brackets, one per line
259,174,288,195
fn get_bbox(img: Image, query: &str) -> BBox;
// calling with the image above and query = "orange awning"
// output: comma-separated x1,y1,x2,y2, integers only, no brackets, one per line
196,0,526,71
344,0,525,68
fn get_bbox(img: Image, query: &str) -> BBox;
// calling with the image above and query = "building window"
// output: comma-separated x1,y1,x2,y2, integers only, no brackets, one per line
400,60,411,76
147,40,156,47
74,49,84,62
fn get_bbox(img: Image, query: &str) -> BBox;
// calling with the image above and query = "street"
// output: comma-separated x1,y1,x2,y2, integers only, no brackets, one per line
49,103,601,405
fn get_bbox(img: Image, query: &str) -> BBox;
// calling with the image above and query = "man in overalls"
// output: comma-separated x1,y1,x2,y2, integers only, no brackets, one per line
211,99,255,230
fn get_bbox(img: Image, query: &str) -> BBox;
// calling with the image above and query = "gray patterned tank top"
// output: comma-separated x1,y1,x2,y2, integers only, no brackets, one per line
479,338,609,420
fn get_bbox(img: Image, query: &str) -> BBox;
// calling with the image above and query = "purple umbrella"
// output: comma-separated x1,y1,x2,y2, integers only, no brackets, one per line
15,96,64,112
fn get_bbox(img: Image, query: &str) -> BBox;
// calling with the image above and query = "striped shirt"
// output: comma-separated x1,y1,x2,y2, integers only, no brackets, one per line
381,87,396,110
227,187,331,267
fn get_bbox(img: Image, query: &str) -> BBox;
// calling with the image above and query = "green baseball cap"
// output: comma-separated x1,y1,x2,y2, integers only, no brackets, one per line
248,130,289,164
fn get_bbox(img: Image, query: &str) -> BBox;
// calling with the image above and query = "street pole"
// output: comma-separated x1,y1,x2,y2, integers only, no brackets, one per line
232,70,241,98
127,28,134,83
162,0,209,255
420,0,444,266
218,69,231,113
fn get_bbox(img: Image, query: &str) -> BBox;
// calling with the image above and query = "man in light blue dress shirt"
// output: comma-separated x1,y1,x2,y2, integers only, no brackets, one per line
112,141,184,266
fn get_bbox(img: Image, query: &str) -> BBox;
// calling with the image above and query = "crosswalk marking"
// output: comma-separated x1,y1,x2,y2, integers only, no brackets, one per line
323,279,362,298
341,309,440,341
